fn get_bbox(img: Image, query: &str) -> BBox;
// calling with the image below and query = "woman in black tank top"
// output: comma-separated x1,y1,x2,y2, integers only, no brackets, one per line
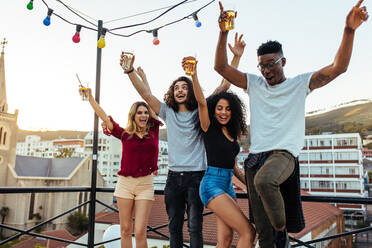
183,54,256,247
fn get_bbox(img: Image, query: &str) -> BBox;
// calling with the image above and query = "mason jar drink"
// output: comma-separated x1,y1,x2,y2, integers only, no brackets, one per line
121,52,135,71
184,58,197,76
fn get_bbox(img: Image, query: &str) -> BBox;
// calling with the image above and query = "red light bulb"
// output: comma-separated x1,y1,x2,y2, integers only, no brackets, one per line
72,33,80,43
153,37,160,45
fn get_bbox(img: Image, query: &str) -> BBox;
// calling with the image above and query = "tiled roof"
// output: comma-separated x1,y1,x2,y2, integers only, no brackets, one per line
293,200,343,239
12,229,77,248
96,191,343,246
232,175,247,193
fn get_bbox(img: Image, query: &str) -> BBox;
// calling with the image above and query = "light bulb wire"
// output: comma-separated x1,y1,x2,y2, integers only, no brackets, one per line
109,0,215,38
38,0,215,37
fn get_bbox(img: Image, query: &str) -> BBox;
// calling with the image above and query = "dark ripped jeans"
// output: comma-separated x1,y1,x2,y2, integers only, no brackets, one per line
164,170,205,248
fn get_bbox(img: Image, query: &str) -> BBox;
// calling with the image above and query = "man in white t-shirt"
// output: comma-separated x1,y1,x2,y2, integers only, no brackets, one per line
214,1,368,248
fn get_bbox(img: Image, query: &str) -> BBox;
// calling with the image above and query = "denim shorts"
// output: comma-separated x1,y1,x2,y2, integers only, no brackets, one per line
199,166,236,206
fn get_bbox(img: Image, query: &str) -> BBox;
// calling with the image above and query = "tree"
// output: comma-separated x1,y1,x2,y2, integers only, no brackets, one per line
54,148,74,158
366,143,372,149
0,206,9,238
67,212,89,236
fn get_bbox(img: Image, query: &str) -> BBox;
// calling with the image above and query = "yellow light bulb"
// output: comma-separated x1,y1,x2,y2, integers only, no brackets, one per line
97,36,105,48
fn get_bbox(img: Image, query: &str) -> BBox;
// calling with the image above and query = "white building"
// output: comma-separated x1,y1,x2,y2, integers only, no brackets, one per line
16,135,85,158
299,133,366,227
17,135,55,158
154,140,169,190
84,131,122,187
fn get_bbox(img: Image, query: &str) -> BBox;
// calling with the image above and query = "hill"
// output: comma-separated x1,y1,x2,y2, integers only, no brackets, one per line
17,129,88,142
305,102,372,137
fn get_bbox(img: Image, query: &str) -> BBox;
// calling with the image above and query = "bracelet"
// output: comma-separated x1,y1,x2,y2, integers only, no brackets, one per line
124,68,134,74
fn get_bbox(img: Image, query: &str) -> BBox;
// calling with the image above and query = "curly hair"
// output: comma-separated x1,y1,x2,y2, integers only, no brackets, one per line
163,76,198,112
257,40,283,56
206,91,248,140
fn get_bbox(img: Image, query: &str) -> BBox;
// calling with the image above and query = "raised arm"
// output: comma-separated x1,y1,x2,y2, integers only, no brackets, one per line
213,32,246,94
214,2,247,89
182,57,210,132
120,53,161,114
136,66,159,120
309,0,369,91
86,88,113,130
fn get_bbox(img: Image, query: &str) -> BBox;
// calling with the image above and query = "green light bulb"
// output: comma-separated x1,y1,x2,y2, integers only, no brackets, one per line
27,0,33,10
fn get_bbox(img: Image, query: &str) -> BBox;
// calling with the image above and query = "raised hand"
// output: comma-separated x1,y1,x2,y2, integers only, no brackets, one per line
346,0,369,30
101,121,112,136
228,33,246,57
136,66,147,82
218,1,228,32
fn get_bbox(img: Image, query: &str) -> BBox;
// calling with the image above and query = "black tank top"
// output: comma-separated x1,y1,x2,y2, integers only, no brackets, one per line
203,124,240,169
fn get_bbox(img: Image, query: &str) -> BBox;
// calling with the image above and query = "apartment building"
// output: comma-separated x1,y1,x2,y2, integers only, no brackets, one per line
299,133,366,228
154,140,169,190
362,149,372,160
84,131,122,187
16,135,85,158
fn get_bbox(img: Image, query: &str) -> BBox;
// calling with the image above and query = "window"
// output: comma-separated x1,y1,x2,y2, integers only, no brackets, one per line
300,180,308,188
311,181,334,189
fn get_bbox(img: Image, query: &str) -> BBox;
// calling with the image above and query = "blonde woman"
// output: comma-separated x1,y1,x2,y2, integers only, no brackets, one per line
85,80,161,248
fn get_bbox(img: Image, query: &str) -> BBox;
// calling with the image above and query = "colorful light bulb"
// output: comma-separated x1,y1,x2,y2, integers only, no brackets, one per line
97,29,107,48
193,13,202,28
43,9,53,26
152,30,160,45
72,25,82,43
27,0,34,10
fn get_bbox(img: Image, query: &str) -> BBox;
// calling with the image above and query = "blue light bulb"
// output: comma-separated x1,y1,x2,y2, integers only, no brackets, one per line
43,9,53,26
43,16,51,26
195,21,202,28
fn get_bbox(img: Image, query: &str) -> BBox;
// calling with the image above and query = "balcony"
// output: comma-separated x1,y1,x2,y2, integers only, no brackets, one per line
0,186,371,248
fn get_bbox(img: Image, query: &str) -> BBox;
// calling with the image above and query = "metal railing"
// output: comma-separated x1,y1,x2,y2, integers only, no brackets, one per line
0,186,371,248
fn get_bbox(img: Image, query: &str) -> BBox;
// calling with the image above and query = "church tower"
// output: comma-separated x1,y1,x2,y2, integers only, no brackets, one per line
0,38,19,190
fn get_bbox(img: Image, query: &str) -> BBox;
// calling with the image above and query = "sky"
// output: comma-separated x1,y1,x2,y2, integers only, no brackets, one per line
1,0,372,131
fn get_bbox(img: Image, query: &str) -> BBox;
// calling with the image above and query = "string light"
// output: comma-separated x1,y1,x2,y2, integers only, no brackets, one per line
97,28,107,48
29,0,215,44
43,8,53,26
192,13,202,28
152,30,159,45
27,0,34,10
72,25,82,43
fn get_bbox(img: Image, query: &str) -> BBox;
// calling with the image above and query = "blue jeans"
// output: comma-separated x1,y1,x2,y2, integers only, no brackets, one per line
164,170,205,248
199,166,235,206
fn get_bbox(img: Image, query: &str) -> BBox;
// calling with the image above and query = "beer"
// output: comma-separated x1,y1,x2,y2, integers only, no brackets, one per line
121,52,135,71
224,10,237,30
184,58,196,76
79,86,89,101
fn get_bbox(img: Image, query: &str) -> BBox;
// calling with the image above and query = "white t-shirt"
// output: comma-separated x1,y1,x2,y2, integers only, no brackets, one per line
245,72,314,157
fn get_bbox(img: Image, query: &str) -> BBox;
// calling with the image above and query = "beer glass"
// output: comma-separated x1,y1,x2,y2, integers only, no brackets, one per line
184,57,197,76
121,51,135,71
224,10,237,30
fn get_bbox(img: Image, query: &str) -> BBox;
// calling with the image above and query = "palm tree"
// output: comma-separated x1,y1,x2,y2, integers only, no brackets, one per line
0,206,9,238
54,148,74,158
